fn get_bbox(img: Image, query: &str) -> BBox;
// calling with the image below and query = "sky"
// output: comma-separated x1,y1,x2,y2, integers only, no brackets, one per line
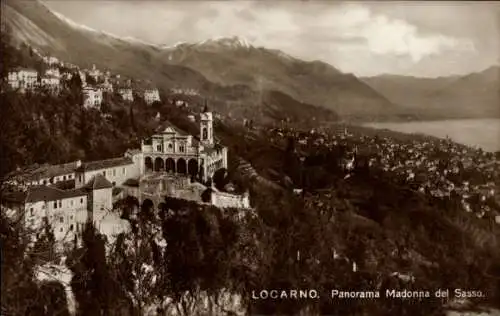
43,0,500,77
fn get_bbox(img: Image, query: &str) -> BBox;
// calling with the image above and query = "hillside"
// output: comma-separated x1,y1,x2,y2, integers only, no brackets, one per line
362,66,500,119
2,0,338,125
161,37,400,119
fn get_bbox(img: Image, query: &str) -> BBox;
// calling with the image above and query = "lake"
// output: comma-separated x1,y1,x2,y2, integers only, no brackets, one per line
364,119,500,152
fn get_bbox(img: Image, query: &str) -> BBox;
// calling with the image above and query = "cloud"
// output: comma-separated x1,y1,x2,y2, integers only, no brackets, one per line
184,2,475,63
313,4,476,62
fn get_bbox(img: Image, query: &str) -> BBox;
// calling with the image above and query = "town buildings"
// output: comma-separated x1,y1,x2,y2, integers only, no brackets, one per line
7,68,38,91
40,74,61,93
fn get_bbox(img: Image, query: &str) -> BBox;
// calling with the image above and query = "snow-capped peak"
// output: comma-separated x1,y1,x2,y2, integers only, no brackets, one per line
197,36,253,49
160,41,188,50
49,7,159,47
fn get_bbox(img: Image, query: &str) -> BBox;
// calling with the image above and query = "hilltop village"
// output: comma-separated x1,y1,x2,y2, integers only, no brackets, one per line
2,49,250,244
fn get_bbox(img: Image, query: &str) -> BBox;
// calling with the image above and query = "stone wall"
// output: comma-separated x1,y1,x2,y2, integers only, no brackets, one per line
210,190,250,209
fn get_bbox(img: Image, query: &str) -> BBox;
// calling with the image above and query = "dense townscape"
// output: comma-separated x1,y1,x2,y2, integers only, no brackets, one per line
1,6,500,316
263,126,500,224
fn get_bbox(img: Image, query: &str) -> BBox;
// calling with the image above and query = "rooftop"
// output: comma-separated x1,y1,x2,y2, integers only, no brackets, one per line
25,185,87,203
12,67,38,73
84,174,113,190
9,161,80,182
200,143,226,155
123,178,140,187
76,157,133,172
155,120,190,137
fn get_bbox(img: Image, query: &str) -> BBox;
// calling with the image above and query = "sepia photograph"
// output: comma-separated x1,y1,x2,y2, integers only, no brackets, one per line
0,0,499,315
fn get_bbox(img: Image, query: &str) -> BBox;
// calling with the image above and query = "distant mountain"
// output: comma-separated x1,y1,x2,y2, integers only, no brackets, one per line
160,36,399,119
362,66,500,119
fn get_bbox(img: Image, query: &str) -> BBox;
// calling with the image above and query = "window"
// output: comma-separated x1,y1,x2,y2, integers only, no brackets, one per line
63,176,66,180
60,227,63,232
70,200,73,206
58,201,62,208
80,198,83,204
60,217,64,223
202,128,208,140
69,174,72,179
113,169,116,176
79,175,82,182
103,171,106,176
70,224,74,231
157,145,162,152
70,215,73,220
43,180,47,185
180,146,185,152
54,201,57,209
168,143,173,149
30,208,34,216
122,168,125,175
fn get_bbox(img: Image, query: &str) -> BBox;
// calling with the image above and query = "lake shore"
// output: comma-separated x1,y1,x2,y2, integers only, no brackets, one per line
362,118,500,152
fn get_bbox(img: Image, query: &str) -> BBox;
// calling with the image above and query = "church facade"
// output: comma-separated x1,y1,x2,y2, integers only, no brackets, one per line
139,109,228,182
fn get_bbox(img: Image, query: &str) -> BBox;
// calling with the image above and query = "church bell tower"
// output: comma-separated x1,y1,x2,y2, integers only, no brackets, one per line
200,100,214,146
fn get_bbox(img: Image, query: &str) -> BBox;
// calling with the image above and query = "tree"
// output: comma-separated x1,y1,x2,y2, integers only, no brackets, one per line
212,168,229,191
67,223,131,315
30,217,57,265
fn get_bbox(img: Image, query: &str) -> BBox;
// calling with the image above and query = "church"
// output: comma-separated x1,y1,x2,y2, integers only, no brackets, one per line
138,106,228,182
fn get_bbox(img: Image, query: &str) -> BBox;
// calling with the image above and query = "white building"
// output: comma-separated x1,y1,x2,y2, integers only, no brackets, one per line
170,88,199,96
7,160,81,188
79,71,87,87
143,88,160,105
2,174,113,242
87,64,101,81
45,68,60,78
139,107,227,182
40,75,61,93
83,86,103,108
99,77,113,93
7,68,38,91
74,155,141,189
43,56,60,66
119,88,134,102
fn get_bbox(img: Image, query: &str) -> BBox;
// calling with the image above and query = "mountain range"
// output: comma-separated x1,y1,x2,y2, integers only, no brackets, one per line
361,66,500,119
3,0,499,122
